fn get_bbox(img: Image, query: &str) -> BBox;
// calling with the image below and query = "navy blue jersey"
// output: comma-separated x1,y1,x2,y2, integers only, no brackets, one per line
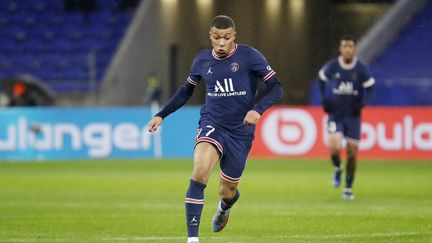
319,56,375,116
188,44,277,140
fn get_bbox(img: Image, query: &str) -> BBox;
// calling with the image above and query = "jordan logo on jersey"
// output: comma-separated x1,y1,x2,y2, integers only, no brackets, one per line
333,81,358,95
207,67,213,74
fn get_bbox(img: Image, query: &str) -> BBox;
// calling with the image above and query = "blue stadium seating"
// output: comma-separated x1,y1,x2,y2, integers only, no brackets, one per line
369,1,432,105
0,0,135,92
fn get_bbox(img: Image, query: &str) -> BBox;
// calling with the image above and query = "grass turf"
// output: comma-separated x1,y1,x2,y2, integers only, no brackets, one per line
0,159,431,242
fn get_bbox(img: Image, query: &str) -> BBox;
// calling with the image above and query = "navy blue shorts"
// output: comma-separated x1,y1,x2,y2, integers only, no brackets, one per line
194,121,252,183
327,114,361,141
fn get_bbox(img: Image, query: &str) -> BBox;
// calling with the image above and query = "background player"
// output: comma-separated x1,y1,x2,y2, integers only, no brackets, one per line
318,35,375,200
147,15,283,243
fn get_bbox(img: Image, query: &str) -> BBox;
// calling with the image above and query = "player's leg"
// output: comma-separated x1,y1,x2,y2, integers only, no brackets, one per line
327,119,343,187
186,142,220,243
329,132,343,168
212,136,251,232
343,139,358,200
212,178,240,232
191,142,220,184
342,116,361,200
346,139,358,187
218,179,240,210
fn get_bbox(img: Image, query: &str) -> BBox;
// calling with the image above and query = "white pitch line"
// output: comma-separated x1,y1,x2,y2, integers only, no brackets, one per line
0,239,71,242
100,236,184,241
99,236,234,241
0,236,231,242
274,231,432,240
1,232,431,242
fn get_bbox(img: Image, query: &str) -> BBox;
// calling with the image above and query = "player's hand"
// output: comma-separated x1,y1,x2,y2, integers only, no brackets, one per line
323,99,332,113
243,110,261,126
147,116,163,132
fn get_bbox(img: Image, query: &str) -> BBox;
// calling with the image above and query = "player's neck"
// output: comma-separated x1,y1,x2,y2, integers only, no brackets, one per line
342,57,353,64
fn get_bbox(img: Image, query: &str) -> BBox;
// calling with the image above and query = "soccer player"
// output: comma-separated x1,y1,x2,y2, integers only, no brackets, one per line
318,35,375,200
147,15,283,243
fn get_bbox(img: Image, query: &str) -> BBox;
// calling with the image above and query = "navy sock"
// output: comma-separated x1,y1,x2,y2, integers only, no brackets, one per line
331,154,341,169
221,189,240,211
345,175,355,188
185,179,206,237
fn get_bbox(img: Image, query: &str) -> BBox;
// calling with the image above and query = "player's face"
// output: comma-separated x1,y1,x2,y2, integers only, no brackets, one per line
339,40,356,61
209,27,236,57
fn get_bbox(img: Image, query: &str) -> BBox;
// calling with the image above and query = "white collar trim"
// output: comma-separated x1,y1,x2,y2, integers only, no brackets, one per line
212,44,237,60
338,56,358,70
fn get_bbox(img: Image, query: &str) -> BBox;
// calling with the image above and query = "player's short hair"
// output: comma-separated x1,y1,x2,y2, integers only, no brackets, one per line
211,15,235,30
340,34,356,44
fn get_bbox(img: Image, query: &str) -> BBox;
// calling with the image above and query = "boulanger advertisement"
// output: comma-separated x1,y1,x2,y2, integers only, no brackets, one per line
0,107,430,160
0,107,199,160
252,106,432,159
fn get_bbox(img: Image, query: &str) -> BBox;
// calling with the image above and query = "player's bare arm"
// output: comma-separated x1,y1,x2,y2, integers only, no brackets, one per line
148,116,163,133
243,110,261,126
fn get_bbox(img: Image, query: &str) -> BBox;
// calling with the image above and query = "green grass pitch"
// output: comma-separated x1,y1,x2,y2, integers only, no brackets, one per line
0,159,431,242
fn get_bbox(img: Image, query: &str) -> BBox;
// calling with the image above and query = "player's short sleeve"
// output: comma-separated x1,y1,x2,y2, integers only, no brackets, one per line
187,54,203,86
318,62,333,82
248,47,276,82
360,64,375,88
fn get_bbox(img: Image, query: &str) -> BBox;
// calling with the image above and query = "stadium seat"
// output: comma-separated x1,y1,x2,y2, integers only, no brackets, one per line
369,1,432,105
0,0,135,92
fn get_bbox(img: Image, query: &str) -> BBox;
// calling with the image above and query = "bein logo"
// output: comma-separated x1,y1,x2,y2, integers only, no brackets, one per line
262,108,317,155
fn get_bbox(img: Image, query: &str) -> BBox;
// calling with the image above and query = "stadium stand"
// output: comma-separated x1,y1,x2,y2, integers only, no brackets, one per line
368,1,432,105
0,0,135,92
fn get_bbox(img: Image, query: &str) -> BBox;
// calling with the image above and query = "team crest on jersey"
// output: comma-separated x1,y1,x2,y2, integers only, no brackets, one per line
230,62,239,72
335,72,341,79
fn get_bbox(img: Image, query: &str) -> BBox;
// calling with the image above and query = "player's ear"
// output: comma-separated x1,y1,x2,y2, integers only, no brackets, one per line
232,31,237,40
209,30,214,39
